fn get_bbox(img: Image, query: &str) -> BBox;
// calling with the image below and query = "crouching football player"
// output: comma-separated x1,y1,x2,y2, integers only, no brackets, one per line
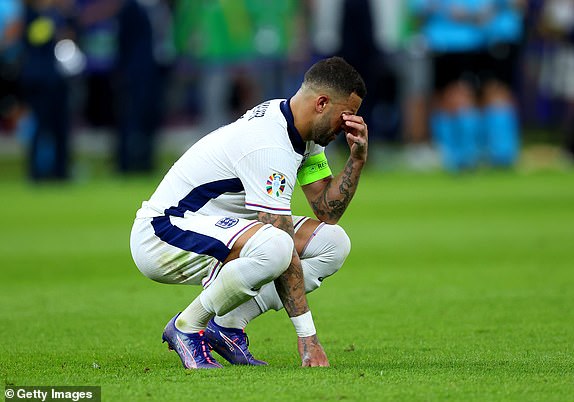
130,56,368,368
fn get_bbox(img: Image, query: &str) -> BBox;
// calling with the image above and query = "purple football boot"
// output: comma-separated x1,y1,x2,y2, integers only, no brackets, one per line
205,319,268,366
161,313,223,369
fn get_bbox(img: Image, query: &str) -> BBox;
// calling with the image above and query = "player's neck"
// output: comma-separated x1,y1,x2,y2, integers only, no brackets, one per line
289,91,313,141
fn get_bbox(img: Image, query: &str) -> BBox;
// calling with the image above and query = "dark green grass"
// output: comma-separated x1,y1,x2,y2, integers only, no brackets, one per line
1,168,573,401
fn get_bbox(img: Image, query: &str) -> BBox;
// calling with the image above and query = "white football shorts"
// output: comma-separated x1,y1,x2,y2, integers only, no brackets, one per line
130,215,309,287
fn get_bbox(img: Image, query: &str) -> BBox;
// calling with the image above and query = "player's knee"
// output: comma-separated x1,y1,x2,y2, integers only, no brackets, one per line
322,224,351,271
301,224,351,293
241,225,294,281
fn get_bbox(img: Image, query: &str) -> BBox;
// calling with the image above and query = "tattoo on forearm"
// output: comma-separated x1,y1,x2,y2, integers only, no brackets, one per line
258,212,307,316
311,159,359,221
275,256,307,315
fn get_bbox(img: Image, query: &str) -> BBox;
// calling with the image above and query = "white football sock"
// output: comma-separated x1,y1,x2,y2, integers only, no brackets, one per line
217,223,351,328
254,223,351,313
214,299,263,329
200,225,292,316
175,297,213,333
178,225,293,332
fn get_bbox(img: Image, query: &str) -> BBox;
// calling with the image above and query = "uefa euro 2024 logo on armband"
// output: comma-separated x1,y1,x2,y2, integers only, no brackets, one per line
266,173,286,197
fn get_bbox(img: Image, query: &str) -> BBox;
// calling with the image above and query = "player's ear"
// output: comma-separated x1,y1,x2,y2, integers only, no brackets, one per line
316,95,329,113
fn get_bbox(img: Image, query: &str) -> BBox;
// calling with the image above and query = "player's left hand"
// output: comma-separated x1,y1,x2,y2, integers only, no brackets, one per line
342,113,368,163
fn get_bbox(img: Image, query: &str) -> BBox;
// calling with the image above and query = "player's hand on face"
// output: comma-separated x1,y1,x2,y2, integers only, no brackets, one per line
342,113,368,162
297,335,330,367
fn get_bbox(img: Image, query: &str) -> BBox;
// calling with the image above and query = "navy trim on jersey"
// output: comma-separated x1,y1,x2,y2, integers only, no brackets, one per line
151,216,230,262
164,178,244,217
280,99,305,155
245,202,291,213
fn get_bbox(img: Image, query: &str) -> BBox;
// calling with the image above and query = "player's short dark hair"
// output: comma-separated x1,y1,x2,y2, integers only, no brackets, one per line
303,56,367,99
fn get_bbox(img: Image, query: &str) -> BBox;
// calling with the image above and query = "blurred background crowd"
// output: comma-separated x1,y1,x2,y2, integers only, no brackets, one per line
1,0,573,181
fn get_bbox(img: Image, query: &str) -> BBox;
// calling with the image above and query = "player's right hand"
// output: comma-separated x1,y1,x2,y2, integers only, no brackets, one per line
297,335,330,367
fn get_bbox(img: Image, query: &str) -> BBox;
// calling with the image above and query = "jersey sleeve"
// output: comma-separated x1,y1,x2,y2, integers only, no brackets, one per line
297,144,332,186
235,147,297,215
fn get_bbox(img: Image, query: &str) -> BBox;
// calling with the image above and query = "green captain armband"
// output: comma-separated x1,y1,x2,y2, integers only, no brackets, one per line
297,152,332,186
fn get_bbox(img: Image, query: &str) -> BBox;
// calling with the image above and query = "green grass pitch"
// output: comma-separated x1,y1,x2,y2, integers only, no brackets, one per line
1,167,573,401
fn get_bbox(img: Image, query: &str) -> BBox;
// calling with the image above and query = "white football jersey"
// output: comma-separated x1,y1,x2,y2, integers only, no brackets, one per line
136,99,325,220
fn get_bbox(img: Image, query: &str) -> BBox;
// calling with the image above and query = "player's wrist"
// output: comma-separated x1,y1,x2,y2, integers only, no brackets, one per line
350,153,367,165
291,311,316,337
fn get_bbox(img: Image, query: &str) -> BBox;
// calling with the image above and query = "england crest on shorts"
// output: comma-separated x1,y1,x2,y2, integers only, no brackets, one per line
266,173,286,197
215,217,239,229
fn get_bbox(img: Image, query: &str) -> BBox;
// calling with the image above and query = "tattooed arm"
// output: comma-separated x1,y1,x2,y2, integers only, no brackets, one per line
257,211,329,367
257,212,306,316
303,114,368,224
